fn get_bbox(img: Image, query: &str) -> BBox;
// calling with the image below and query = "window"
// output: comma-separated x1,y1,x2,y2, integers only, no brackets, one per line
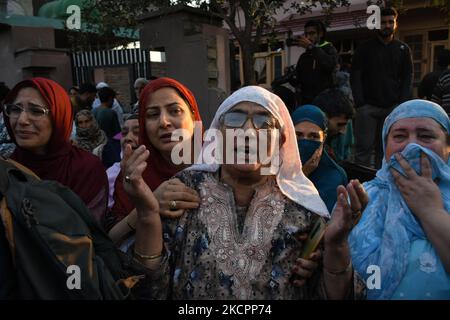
429,29,449,42
254,56,267,84
234,39,285,86
432,44,447,72
274,54,283,79
404,34,424,84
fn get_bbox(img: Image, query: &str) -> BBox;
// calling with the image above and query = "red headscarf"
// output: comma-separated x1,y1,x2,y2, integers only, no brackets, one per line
3,78,108,210
111,77,202,221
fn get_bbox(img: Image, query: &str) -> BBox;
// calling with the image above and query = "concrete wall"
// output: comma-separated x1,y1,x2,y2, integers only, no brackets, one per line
104,66,133,112
140,8,230,128
0,27,20,87
151,61,167,78
0,26,72,90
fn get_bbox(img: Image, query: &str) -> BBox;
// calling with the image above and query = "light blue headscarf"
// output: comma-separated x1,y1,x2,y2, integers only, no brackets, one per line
349,100,450,300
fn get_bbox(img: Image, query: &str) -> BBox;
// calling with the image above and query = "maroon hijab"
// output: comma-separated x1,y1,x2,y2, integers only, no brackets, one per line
3,78,108,207
111,77,202,220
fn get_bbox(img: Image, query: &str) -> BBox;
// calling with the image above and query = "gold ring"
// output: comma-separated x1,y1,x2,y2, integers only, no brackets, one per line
352,210,362,225
170,200,177,210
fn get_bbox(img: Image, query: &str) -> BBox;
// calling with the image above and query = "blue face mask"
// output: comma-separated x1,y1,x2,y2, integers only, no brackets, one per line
298,139,322,164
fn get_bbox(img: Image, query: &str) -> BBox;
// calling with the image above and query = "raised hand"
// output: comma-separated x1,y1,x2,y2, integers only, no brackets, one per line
390,152,444,219
297,35,313,49
325,181,368,246
121,144,159,222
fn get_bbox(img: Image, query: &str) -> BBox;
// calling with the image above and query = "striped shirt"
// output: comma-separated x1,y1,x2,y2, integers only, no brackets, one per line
432,70,450,114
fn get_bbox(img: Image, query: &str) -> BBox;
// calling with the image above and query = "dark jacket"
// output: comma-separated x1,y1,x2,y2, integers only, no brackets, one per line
419,69,447,100
93,107,121,139
431,69,450,114
0,210,16,299
351,37,413,109
296,41,338,104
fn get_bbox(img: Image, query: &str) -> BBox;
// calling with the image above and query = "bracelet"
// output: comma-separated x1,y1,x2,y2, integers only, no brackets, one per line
133,249,163,260
323,261,352,276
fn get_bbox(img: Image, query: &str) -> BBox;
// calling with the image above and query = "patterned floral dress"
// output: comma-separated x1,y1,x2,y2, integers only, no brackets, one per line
136,170,366,300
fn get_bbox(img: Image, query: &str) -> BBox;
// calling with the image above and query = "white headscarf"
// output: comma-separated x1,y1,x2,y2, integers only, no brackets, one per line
96,82,109,90
188,86,329,218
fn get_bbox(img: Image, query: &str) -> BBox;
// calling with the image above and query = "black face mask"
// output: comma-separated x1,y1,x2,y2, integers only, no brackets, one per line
298,139,322,164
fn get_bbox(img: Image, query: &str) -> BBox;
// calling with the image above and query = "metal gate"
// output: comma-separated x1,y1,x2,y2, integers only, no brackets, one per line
71,48,152,85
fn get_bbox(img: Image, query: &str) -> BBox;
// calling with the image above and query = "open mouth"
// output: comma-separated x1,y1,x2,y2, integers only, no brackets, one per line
159,132,174,143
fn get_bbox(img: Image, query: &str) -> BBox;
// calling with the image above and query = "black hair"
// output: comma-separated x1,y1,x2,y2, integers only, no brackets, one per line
98,87,116,103
381,7,398,19
438,49,450,68
126,113,139,121
273,86,296,114
304,20,327,38
312,88,355,119
0,83,10,102
78,83,97,94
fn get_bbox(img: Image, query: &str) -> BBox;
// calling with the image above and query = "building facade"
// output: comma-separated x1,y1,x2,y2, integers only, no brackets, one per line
232,0,450,95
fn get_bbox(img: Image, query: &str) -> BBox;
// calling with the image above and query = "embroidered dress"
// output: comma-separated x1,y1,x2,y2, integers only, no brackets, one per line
142,170,365,300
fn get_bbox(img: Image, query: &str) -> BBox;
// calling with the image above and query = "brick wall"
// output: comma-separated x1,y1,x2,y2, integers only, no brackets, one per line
104,66,132,112
151,62,167,78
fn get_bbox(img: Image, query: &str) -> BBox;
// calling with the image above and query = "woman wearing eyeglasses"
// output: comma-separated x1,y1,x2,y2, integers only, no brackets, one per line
106,77,202,245
2,78,109,222
122,86,367,300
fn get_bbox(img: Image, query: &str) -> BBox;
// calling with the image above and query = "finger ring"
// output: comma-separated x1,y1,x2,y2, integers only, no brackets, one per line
170,200,177,210
125,175,131,183
352,209,362,221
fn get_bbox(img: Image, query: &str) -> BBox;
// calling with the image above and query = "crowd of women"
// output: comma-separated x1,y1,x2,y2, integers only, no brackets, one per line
0,75,449,300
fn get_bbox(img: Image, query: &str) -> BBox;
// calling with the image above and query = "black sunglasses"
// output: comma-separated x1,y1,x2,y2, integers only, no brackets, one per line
221,111,279,130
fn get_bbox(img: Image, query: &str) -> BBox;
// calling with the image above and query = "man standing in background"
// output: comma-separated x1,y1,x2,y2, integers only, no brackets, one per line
351,7,413,168
420,49,450,100
295,20,339,105
132,78,149,114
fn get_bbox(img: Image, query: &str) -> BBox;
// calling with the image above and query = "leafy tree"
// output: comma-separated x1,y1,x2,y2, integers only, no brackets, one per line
77,0,351,84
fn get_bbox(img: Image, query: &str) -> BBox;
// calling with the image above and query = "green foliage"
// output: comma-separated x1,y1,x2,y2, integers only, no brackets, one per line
73,0,350,83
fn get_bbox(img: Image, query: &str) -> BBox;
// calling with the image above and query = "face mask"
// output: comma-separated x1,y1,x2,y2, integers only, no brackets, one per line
298,139,322,164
